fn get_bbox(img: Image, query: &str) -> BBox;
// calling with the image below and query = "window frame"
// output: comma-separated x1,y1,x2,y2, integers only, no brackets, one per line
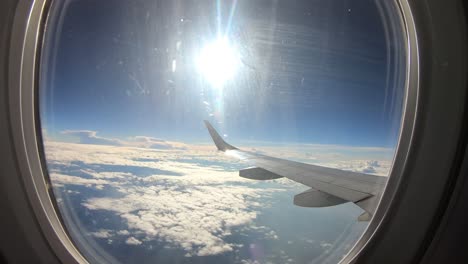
8,0,86,263
4,0,466,263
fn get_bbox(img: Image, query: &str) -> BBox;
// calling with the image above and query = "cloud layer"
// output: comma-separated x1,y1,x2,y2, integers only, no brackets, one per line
45,139,391,259
62,130,123,146
60,130,188,150
46,141,287,256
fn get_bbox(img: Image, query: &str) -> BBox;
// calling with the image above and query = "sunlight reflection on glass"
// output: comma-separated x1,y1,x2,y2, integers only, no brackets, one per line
196,37,241,88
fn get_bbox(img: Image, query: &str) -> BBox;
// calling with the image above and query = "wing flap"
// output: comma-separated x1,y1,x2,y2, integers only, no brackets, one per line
286,174,372,202
294,188,347,207
239,167,284,180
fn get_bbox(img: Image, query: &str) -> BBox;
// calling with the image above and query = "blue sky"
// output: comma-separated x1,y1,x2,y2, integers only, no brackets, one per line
40,0,404,148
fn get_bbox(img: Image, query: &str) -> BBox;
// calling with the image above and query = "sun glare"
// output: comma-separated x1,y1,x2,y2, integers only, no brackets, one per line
197,38,240,88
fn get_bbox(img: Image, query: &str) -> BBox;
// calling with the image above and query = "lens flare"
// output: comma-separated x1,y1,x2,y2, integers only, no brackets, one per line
197,38,240,88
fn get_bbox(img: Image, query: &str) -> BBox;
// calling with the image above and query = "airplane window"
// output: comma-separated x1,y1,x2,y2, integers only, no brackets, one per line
39,0,406,263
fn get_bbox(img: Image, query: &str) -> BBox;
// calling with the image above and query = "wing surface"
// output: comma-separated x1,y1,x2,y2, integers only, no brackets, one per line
204,120,386,221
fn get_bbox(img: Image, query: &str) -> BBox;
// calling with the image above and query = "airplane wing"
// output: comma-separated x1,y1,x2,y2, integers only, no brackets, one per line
204,120,387,221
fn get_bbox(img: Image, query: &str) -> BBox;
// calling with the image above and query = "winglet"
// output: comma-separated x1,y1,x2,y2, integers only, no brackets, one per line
204,120,237,151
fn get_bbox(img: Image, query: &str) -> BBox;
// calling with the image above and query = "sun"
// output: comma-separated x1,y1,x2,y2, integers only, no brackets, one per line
196,37,240,88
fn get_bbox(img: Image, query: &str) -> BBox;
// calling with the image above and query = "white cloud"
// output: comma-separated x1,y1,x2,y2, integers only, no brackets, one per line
117,230,130,236
91,229,113,239
50,173,110,188
125,237,142,245
46,141,284,256
61,130,123,146
81,175,280,256
367,160,380,167
131,136,188,150
57,131,188,150
45,139,392,257
317,159,391,176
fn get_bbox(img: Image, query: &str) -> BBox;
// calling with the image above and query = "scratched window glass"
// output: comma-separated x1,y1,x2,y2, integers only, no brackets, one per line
39,0,406,263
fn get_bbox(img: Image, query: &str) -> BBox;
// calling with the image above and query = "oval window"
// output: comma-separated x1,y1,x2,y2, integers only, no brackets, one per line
39,0,406,263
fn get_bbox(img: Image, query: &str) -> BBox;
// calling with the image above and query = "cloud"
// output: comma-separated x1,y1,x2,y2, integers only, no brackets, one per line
59,130,188,150
81,177,279,256
131,136,188,150
366,160,380,167
361,166,376,174
117,230,130,236
61,130,123,146
125,237,142,245
91,229,113,239
46,141,284,256
356,160,381,174
314,159,390,176
44,139,391,258
50,173,110,188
